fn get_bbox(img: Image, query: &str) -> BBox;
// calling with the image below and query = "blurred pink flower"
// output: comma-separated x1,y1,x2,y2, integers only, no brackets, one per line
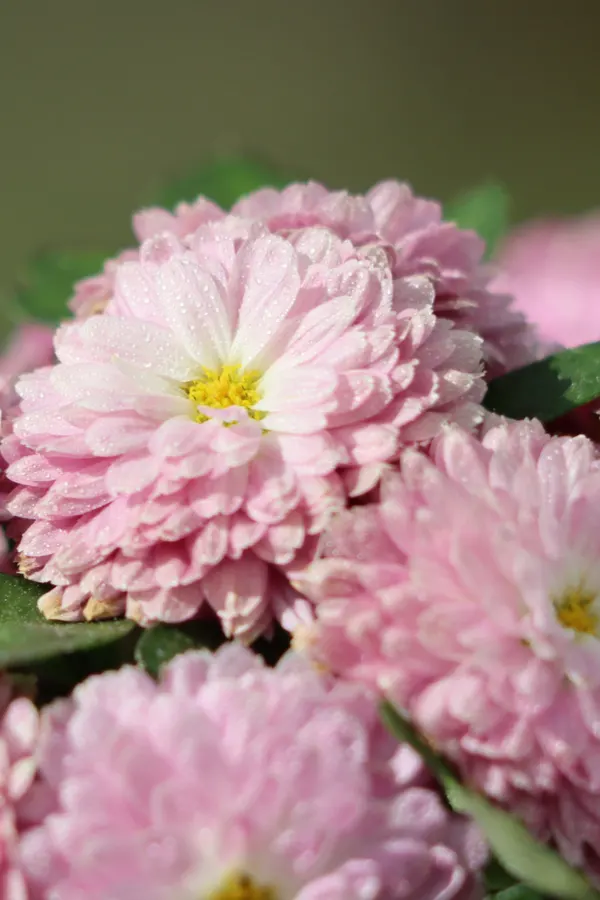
0,324,55,573
297,420,600,881
0,686,41,900
0,325,54,416
3,223,483,639
493,215,600,442
68,251,138,318
21,645,486,900
493,214,600,349
72,180,536,376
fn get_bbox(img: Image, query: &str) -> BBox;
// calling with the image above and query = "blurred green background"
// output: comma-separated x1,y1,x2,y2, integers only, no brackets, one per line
1,0,599,293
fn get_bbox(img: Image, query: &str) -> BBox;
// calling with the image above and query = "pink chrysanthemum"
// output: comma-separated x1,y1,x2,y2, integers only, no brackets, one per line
21,645,485,900
68,250,139,318
0,325,55,573
0,325,54,417
492,214,600,350
491,215,600,441
0,685,41,900
297,420,600,880
3,221,483,639
71,180,535,376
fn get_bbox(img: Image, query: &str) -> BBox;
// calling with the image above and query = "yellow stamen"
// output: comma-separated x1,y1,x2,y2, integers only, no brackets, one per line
208,871,277,900
555,586,599,636
183,365,265,424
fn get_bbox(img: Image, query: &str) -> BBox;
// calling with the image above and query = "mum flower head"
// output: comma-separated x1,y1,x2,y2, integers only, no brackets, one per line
71,179,536,377
21,645,486,900
296,420,600,881
2,219,484,639
492,213,600,350
0,324,55,573
0,683,42,900
0,325,55,418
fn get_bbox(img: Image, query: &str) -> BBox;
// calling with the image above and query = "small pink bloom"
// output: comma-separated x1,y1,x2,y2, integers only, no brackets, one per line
0,685,41,900
493,214,600,349
22,646,485,900
68,251,139,318
493,216,600,442
0,324,55,572
298,421,600,882
4,222,483,639
0,325,54,417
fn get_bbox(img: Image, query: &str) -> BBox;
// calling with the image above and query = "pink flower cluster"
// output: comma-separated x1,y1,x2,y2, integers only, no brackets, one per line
6,179,594,895
298,420,600,882
0,179,530,640
4,647,485,900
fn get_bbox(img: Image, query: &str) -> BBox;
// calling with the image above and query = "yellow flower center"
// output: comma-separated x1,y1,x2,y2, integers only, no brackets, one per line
208,871,277,900
184,365,265,424
555,585,599,636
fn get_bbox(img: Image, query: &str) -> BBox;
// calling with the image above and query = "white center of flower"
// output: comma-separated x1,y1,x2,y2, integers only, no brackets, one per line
207,870,278,900
183,364,266,424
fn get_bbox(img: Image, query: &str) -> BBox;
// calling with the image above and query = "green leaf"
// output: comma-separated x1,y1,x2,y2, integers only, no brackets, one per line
484,342,600,422
494,886,546,900
15,251,108,323
381,701,598,900
485,859,520,895
445,182,509,258
0,575,135,668
135,621,226,677
152,155,291,211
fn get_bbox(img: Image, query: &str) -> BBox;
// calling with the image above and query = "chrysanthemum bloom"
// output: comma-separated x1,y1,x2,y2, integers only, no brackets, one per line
0,325,54,417
68,250,139,318
297,420,600,880
21,645,485,900
492,216,600,442
0,325,55,572
0,685,41,900
71,180,535,376
3,221,484,638
493,214,600,349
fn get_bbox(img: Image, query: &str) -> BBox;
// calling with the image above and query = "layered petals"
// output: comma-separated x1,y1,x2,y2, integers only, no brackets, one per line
4,224,483,637
21,646,485,900
299,421,600,882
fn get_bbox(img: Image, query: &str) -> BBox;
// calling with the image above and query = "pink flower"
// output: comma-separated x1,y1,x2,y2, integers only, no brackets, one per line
3,222,483,639
69,251,139,318
297,421,600,881
493,215,600,349
0,325,55,573
0,686,41,900
21,645,485,900
73,180,535,376
0,325,54,417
